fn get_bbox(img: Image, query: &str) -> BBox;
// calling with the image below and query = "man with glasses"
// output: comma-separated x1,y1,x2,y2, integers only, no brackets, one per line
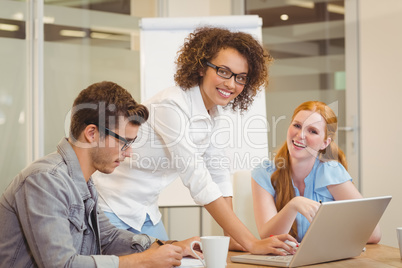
0,81,200,268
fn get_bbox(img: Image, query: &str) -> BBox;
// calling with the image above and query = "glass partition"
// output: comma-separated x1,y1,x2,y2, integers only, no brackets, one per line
246,0,347,158
0,0,142,194
0,0,29,193
42,2,141,154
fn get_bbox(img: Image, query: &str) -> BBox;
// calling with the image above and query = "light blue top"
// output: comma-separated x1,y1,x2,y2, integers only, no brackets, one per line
252,158,352,241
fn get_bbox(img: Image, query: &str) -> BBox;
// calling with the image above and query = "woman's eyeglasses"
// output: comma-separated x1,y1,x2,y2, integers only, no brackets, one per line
206,61,249,85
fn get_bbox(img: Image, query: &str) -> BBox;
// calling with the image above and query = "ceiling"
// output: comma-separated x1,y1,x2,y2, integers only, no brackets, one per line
1,0,344,51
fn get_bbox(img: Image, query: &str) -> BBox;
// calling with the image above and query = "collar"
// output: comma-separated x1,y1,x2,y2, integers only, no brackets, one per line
302,158,321,184
57,138,92,201
187,86,220,120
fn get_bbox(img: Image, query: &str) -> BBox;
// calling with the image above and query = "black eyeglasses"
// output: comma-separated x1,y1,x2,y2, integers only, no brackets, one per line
88,123,135,151
206,61,249,85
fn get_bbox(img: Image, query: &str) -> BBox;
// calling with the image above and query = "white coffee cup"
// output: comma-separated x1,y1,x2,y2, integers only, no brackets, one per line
190,236,230,268
396,227,402,259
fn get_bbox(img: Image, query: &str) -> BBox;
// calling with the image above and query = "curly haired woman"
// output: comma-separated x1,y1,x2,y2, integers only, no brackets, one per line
94,26,297,255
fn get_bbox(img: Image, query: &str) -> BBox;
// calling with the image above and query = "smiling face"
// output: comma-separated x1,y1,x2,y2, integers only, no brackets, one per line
90,120,139,174
199,47,248,111
287,110,331,162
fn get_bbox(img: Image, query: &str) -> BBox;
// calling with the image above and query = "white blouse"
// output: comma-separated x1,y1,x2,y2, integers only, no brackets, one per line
93,86,233,231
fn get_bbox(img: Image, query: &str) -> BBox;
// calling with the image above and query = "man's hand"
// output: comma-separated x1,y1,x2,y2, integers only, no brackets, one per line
119,244,183,268
171,236,203,259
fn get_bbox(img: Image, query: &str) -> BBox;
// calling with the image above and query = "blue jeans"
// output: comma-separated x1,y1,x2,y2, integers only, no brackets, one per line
104,211,169,240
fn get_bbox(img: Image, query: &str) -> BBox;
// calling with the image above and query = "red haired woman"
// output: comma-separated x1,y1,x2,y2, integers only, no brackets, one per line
252,101,381,243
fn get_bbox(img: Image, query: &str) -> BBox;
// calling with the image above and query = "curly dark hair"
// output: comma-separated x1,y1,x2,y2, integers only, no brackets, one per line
174,26,273,112
69,81,149,140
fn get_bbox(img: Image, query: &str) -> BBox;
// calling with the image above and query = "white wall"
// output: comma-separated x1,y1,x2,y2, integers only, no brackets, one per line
359,0,402,247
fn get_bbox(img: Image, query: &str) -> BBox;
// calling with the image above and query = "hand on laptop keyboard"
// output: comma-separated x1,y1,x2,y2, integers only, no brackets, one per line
277,248,296,255
284,240,298,249
274,241,298,256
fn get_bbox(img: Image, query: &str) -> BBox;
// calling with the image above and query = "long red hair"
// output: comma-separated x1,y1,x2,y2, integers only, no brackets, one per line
271,101,347,238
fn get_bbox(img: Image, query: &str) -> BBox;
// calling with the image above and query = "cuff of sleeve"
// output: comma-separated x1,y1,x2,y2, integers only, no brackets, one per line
217,180,233,197
92,255,119,268
148,236,157,244
192,183,223,205
131,234,152,252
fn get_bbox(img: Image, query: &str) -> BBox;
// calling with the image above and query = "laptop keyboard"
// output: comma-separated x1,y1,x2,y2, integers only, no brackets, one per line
260,248,294,262
265,255,293,261
242,249,294,260
235,253,293,264
231,247,296,267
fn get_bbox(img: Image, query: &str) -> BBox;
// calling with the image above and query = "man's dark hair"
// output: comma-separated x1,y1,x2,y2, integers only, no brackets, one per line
69,81,149,140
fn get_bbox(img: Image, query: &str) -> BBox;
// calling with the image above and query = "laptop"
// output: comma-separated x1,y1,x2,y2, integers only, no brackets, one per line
231,196,392,267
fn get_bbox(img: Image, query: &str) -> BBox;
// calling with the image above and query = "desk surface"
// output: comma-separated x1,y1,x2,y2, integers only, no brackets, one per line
227,244,402,267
